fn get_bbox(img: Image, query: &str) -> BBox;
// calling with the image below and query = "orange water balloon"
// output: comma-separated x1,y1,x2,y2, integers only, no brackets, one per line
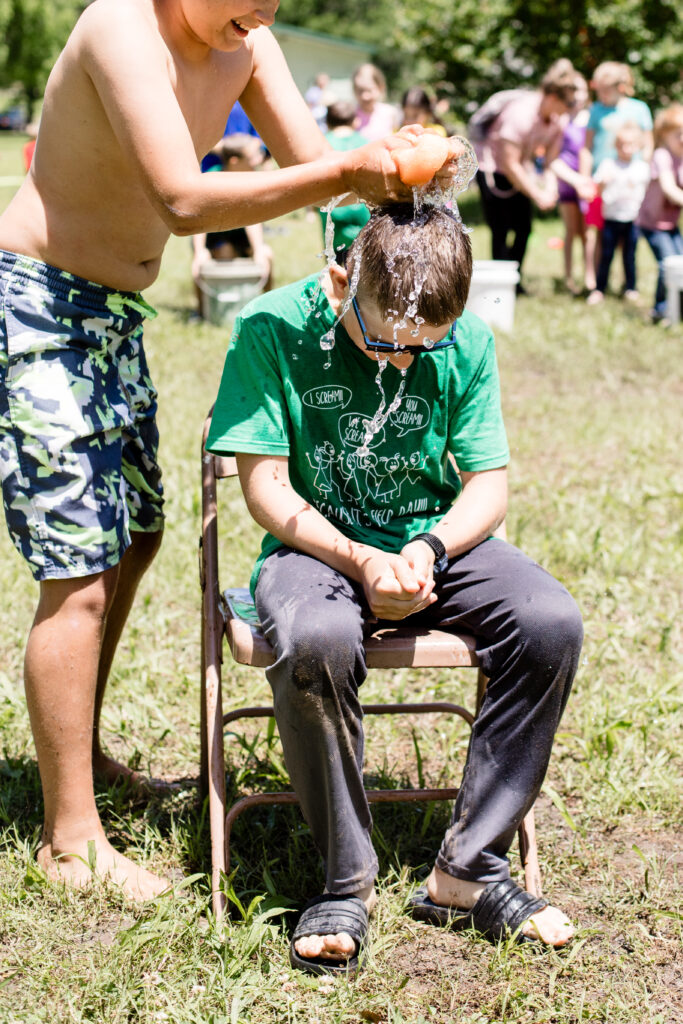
393,130,451,186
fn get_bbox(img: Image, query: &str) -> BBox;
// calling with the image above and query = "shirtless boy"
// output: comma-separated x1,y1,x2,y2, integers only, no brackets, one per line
0,0,427,901
207,205,583,971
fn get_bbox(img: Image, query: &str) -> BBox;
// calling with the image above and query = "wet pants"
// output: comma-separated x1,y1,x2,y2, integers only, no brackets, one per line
254,537,583,894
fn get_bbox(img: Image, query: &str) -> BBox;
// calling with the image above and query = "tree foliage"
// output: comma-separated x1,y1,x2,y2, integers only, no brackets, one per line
1,0,681,123
0,0,85,120
281,0,683,119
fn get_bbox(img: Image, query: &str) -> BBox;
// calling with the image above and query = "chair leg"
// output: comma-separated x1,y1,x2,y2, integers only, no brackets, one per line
205,647,227,919
199,599,208,800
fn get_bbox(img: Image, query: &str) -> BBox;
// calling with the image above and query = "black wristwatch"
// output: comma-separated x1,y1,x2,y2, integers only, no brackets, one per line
411,532,449,577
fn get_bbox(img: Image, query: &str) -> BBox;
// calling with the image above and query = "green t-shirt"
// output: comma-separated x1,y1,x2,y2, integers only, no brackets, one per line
207,275,510,594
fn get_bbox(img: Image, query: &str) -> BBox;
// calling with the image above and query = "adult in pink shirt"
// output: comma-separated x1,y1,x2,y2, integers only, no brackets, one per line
475,60,578,290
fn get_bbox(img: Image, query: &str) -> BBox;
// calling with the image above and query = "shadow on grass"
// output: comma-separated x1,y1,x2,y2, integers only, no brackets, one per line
1,751,453,909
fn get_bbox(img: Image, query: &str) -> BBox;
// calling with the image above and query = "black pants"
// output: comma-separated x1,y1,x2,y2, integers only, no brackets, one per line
596,219,638,294
255,538,583,895
476,170,533,272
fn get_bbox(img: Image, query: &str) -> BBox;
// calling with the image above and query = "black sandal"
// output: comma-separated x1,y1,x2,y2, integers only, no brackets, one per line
408,878,550,944
289,893,369,976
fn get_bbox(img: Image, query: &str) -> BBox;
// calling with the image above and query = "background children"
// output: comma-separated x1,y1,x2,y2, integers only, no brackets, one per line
207,204,582,973
587,122,650,305
401,87,447,136
318,101,371,257
637,104,683,324
550,75,597,293
583,63,653,173
580,62,653,292
353,63,400,141
192,134,274,316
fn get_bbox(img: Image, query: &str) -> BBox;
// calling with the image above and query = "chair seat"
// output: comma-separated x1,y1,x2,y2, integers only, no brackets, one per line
223,587,479,669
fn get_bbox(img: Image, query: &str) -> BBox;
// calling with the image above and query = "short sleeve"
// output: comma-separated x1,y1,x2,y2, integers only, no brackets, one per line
495,99,528,146
650,147,673,181
586,104,601,134
447,332,509,472
637,101,653,131
206,313,290,456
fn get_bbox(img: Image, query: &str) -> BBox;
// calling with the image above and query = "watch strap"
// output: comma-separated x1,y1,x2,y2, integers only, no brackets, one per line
411,532,446,563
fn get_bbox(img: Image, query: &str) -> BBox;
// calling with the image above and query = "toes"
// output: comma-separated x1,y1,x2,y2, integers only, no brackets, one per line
521,906,575,946
295,931,356,960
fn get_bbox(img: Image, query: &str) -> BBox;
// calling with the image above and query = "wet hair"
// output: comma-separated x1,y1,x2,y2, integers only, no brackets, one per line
353,63,387,97
591,62,635,97
346,204,473,325
541,59,578,106
654,104,683,147
326,100,357,130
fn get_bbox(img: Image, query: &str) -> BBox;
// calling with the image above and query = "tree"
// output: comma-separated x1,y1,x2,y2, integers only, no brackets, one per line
0,0,84,121
392,0,683,117
281,0,683,120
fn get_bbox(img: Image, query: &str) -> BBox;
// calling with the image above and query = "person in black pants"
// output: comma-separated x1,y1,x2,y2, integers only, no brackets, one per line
472,61,578,288
207,204,583,975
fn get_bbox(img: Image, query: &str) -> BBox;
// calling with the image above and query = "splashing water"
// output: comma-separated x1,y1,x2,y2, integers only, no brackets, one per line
312,136,479,452
356,363,409,458
320,193,351,267
319,239,363,351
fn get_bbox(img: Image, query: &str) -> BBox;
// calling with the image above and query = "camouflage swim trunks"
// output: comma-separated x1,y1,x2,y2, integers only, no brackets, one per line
0,250,164,581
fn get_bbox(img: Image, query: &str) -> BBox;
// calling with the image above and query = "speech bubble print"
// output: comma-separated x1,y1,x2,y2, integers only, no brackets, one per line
302,385,352,411
339,412,386,449
389,395,431,437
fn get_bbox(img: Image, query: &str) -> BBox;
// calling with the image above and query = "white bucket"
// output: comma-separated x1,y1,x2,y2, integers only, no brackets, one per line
465,260,520,332
664,254,683,324
198,258,266,326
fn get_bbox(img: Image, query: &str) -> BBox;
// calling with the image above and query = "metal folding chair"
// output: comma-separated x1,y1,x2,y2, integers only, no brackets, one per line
199,415,541,918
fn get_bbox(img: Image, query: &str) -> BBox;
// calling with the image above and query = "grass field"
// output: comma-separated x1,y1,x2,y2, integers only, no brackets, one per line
0,133,681,1023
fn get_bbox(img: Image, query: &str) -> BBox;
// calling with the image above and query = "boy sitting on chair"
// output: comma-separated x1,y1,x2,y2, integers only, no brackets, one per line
206,204,583,974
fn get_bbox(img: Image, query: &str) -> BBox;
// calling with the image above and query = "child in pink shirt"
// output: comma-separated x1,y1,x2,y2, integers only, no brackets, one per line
637,104,683,323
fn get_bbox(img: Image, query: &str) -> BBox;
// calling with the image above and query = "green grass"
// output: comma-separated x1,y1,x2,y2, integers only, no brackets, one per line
0,146,681,1023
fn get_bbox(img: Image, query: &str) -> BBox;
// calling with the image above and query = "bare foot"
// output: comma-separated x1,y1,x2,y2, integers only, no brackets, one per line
294,884,377,962
426,866,574,947
93,752,181,796
564,278,581,296
586,289,604,306
37,832,172,901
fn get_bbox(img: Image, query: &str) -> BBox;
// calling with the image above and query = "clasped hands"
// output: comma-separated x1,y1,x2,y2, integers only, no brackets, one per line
359,540,440,620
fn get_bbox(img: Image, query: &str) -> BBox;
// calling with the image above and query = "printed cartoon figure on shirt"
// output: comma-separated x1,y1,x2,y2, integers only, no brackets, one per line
338,447,380,503
306,441,336,496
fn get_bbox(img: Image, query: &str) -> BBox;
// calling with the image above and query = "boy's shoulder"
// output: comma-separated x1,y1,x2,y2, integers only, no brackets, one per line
456,308,495,345
237,273,322,329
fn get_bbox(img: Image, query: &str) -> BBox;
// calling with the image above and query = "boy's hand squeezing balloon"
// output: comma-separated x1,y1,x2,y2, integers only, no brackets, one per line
391,125,478,192
341,126,477,204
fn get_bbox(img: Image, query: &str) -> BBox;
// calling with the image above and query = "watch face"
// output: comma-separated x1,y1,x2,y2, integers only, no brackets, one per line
433,553,449,577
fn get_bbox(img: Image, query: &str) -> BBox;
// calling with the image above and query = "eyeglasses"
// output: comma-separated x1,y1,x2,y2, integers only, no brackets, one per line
352,297,456,354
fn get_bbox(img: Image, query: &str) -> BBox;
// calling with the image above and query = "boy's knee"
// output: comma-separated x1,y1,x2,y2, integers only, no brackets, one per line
517,586,583,668
280,613,364,695
38,565,120,624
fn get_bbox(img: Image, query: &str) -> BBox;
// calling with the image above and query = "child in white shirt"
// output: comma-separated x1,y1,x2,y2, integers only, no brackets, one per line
587,122,650,304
